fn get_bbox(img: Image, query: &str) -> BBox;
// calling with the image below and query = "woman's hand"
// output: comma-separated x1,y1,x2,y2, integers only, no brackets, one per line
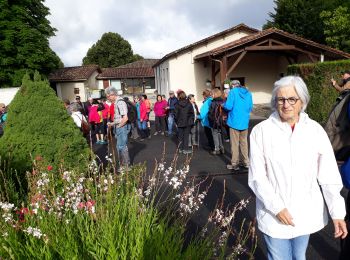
276,208,295,226
333,219,348,239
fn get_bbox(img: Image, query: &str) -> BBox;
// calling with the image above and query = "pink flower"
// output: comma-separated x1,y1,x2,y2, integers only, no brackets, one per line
47,165,53,171
86,200,96,210
78,202,85,209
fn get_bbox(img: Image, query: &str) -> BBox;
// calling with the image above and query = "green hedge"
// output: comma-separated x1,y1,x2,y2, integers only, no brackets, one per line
0,72,90,182
288,59,350,124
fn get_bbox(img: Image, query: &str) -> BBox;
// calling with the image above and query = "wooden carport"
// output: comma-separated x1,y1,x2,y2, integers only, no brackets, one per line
194,28,350,90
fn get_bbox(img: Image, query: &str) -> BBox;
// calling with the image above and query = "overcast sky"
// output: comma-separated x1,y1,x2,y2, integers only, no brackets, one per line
46,0,275,67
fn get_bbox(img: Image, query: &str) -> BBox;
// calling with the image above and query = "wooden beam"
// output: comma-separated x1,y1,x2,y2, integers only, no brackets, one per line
253,39,270,46
245,45,296,51
270,39,289,46
294,47,320,60
307,53,316,63
284,55,294,65
226,51,247,77
226,48,245,58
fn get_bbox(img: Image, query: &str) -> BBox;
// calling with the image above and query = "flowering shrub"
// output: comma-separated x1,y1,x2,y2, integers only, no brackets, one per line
0,153,257,259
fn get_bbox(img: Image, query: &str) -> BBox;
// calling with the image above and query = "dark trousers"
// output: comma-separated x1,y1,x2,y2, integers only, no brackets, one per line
340,192,350,259
155,116,166,132
178,126,191,150
204,126,214,150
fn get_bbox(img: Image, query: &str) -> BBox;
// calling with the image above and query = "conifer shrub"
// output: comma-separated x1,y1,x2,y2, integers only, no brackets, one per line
0,72,90,187
288,59,350,124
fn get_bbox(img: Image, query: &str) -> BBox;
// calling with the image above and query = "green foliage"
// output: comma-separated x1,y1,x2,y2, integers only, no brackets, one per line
82,32,143,68
320,6,350,52
0,162,214,259
288,59,350,123
264,0,343,44
0,0,62,88
0,72,90,184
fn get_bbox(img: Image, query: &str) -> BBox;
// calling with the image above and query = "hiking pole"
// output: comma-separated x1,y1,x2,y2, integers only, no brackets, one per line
107,126,118,175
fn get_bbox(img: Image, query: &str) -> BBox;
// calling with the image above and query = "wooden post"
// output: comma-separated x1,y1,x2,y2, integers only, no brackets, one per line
220,56,227,90
211,59,215,89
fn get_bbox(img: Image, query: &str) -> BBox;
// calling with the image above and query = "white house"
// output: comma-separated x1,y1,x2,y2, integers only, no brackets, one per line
49,65,102,102
153,23,350,104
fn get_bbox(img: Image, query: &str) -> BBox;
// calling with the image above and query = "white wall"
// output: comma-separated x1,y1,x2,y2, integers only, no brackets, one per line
155,60,170,95
0,87,20,105
57,82,86,102
156,30,252,98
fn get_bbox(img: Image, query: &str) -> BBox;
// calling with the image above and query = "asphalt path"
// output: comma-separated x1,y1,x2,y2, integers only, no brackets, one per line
93,117,346,259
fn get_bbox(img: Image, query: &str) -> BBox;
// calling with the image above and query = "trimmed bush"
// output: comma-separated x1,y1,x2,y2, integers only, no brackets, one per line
288,59,350,124
0,72,90,184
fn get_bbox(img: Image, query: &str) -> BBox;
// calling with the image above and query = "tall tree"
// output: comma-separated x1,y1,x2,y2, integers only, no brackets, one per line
82,32,143,68
264,0,343,44
321,6,350,52
0,0,62,88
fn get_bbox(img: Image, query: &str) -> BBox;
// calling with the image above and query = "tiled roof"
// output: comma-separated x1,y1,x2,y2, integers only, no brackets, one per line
153,23,259,67
97,67,154,79
117,59,159,69
194,28,350,59
49,65,100,82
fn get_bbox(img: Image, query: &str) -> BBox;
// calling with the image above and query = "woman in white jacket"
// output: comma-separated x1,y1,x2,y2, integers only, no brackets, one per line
248,76,347,260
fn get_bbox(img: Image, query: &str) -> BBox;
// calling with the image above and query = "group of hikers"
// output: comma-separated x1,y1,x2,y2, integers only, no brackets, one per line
1,71,350,259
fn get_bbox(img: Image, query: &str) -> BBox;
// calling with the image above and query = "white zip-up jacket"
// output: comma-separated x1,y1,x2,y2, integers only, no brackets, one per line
248,112,346,239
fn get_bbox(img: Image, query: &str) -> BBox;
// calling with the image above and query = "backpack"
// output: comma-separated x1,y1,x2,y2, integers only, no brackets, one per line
117,99,137,123
341,157,350,189
80,116,90,136
0,113,7,137
208,100,226,129
324,90,350,160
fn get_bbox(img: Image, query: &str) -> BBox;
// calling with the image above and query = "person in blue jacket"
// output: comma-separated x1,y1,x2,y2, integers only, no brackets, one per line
224,80,253,171
197,89,214,150
0,103,7,137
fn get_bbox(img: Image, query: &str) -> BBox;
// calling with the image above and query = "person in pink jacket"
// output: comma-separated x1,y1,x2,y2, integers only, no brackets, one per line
89,100,106,144
137,96,150,140
153,94,167,135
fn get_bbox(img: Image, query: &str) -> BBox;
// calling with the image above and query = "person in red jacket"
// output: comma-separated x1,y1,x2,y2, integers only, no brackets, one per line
143,94,152,129
153,94,167,135
137,95,150,140
89,100,106,144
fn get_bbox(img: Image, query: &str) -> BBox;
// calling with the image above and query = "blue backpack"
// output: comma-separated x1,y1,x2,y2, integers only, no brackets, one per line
340,158,350,189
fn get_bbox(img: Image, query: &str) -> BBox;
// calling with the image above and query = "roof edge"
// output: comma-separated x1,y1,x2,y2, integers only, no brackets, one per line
153,23,259,68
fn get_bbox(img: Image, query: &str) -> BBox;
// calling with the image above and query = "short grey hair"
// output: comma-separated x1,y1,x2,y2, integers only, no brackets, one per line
271,76,310,112
230,80,240,86
105,86,119,96
70,102,82,112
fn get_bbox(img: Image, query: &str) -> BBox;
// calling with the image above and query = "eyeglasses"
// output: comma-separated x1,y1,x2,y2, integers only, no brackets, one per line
276,97,299,105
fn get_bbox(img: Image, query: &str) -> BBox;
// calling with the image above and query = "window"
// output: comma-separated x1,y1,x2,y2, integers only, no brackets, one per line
74,88,79,94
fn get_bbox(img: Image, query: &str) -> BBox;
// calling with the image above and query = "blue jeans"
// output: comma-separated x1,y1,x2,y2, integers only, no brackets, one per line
263,233,310,260
137,120,149,138
167,113,175,135
115,124,131,166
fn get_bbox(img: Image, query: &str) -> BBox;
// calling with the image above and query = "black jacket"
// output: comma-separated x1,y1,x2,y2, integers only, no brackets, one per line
174,99,194,127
